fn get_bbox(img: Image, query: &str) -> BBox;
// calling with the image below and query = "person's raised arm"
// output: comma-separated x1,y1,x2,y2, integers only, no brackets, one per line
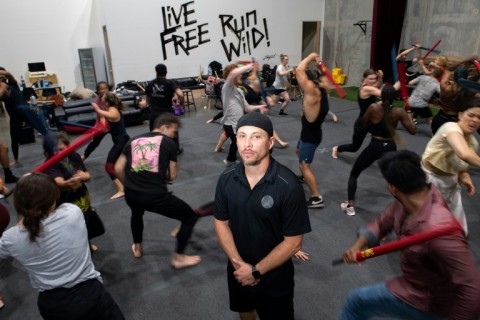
446,131,480,167
226,63,256,86
0,82,8,98
396,43,420,61
295,52,319,95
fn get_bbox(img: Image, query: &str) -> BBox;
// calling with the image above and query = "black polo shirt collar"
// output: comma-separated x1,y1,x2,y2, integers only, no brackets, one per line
232,157,278,186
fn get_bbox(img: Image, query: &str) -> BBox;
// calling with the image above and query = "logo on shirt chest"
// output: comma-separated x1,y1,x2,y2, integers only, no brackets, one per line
261,195,274,209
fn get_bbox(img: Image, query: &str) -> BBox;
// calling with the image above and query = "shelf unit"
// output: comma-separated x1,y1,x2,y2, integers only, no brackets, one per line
78,48,107,91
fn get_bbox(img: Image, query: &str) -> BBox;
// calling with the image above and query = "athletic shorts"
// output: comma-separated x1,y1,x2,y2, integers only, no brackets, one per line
411,106,432,119
273,89,286,95
227,270,294,319
297,140,319,164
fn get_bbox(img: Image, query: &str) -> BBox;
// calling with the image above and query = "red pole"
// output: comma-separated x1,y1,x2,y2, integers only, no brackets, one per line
397,62,410,110
33,123,107,173
332,222,461,266
422,40,442,60
318,62,347,98
473,60,480,74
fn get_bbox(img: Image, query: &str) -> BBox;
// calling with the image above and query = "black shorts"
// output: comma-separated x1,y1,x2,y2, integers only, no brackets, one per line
273,89,286,95
411,106,432,119
227,269,294,320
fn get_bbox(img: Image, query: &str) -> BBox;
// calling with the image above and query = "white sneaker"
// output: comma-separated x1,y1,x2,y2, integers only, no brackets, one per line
340,201,355,216
223,159,237,167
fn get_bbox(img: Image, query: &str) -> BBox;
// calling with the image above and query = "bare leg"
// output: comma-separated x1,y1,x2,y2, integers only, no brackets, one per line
215,131,228,152
239,311,257,320
300,162,320,197
279,91,291,113
111,178,125,199
0,143,17,183
273,130,288,148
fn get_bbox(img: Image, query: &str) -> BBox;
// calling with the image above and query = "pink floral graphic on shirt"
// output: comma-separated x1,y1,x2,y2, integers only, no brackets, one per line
131,136,163,172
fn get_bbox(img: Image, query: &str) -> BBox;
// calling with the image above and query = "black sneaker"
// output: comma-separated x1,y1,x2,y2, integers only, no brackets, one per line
306,196,324,208
177,147,184,155
297,175,305,183
279,110,288,116
4,175,19,184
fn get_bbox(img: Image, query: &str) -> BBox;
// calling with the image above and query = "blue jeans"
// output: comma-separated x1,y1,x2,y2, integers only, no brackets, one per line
338,283,447,320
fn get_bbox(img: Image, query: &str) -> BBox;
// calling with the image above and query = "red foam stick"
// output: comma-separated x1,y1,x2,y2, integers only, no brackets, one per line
332,222,462,266
473,60,480,73
33,123,107,173
397,62,410,110
318,62,347,98
422,39,442,60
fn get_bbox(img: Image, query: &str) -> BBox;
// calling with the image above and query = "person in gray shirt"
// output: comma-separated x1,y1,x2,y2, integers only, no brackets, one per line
0,173,124,320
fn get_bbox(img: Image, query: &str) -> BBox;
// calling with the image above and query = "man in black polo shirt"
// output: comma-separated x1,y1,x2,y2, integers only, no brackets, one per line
115,113,200,269
214,112,311,320
140,64,184,153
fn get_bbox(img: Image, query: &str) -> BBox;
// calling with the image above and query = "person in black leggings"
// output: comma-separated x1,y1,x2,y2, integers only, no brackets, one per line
91,92,130,200
82,81,112,160
332,69,397,159
340,86,416,216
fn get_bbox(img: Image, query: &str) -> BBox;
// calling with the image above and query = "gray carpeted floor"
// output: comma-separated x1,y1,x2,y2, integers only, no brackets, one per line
0,96,479,320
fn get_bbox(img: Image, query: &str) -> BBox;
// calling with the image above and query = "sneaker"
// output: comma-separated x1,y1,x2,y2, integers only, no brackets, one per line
4,175,19,184
332,146,339,159
279,110,288,116
306,196,324,208
223,159,237,167
177,147,184,155
340,201,356,216
297,175,305,183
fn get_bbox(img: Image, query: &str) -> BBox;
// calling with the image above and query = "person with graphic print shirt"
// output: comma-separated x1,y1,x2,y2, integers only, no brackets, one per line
115,113,200,269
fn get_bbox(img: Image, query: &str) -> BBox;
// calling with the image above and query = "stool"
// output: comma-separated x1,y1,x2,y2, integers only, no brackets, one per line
183,89,196,111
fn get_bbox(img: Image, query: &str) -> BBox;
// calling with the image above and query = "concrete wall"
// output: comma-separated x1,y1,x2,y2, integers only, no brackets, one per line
323,1,374,86
400,0,480,59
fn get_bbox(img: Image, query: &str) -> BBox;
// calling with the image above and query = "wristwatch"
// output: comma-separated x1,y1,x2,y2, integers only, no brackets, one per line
252,265,262,280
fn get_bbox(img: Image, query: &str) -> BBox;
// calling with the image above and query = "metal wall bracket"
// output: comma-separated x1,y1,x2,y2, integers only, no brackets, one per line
353,20,372,35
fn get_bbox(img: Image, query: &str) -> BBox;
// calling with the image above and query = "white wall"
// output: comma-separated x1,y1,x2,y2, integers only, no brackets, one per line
0,0,325,91
0,0,99,91
103,0,325,82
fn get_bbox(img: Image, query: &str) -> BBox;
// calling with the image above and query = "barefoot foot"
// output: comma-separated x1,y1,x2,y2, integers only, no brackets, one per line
332,146,339,159
110,192,125,200
278,141,289,148
171,254,201,269
132,244,142,258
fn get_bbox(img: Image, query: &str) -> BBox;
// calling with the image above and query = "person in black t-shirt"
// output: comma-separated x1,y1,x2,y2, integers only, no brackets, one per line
139,64,184,153
115,113,201,269
214,112,311,320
